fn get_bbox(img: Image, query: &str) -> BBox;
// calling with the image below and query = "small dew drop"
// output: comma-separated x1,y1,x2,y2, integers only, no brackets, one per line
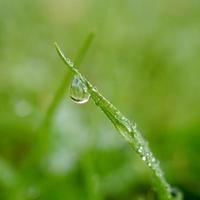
66,58,74,67
148,162,151,167
138,146,143,153
142,156,146,161
151,157,156,163
69,75,90,104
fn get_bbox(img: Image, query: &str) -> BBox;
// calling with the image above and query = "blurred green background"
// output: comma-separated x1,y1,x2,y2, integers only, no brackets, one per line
0,0,200,199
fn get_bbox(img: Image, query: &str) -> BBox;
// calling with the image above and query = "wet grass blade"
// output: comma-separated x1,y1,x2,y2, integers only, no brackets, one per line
43,32,95,127
55,43,183,200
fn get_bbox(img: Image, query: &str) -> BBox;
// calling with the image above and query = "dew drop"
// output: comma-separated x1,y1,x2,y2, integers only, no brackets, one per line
69,75,90,104
142,156,146,161
66,58,74,67
151,157,156,163
138,146,143,153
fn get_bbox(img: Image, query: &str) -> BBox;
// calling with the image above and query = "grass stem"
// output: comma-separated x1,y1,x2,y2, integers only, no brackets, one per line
54,43,183,200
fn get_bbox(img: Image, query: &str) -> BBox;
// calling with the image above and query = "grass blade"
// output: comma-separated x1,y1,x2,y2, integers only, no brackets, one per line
55,43,183,200
43,32,95,127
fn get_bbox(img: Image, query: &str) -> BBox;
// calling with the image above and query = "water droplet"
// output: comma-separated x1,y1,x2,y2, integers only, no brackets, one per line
148,162,151,167
66,58,74,67
138,146,143,153
69,75,90,104
151,157,156,163
142,156,146,161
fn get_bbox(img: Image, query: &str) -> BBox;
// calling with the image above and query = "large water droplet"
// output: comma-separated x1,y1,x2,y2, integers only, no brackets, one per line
69,75,90,104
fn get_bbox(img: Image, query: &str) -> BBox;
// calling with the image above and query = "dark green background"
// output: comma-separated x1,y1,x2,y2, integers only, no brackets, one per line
0,0,199,199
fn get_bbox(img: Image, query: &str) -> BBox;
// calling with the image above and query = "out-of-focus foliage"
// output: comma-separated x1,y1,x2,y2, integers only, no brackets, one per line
0,0,199,199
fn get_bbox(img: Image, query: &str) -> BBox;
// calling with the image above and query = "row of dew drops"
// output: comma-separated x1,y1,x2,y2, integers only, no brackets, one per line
67,57,163,179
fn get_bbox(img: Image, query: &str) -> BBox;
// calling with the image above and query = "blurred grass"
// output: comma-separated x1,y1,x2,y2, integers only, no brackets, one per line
0,0,200,199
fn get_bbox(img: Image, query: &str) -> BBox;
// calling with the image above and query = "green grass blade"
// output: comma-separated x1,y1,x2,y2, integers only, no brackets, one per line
43,32,95,128
75,32,95,66
54,43,183,200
